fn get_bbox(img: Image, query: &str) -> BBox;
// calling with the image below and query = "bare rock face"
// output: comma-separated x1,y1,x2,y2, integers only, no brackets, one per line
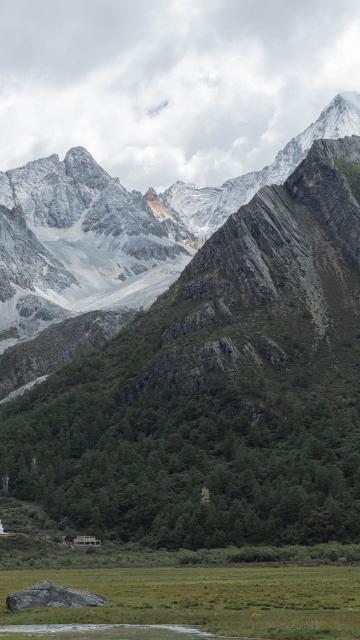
199,337,240,372
6,580,107,611
163,300,233,341
182,184,306,307
286,136,360,270
256,337,288,368
140,134,360,394
0,205,76,302
0,308,135,402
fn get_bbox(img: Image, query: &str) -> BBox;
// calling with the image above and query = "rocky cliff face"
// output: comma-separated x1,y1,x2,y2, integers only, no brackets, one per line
286,136,360,269
160,181,223,240
145,187,199,247
0,204,76,304
2,147,113,228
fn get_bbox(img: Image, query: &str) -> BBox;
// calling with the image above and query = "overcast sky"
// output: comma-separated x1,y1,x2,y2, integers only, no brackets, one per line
0,0,359,191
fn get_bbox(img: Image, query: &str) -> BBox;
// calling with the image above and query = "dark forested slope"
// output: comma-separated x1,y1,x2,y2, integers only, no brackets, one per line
2,136,360,548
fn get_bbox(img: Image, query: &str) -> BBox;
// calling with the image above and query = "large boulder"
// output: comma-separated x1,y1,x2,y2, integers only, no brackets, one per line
6,580,107,611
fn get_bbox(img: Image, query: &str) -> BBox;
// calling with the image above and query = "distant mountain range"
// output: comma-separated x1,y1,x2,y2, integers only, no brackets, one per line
0,147,196,345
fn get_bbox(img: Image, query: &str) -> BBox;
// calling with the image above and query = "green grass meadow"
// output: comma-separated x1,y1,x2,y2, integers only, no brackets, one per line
1,566,360,639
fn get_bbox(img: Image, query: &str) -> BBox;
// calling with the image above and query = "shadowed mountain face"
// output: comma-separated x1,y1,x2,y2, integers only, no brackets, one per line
0,308,135,403
147,135,360,391
2,136,360,548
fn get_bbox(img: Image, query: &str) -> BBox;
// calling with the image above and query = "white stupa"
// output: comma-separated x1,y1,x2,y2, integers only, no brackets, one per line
0,519,6,535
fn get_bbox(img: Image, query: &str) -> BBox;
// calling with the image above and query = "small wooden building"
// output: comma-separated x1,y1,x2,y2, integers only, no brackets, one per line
73,535,101,547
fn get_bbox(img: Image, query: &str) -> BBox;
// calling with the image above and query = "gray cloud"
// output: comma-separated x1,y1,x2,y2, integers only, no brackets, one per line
0,1,165,82
147,100,169,118
0,0,358,190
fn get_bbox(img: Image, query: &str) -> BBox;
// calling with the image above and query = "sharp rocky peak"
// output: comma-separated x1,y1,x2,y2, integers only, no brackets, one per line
145,187,158,197
64,146,111,195
325,91,360,112
64,145,105,172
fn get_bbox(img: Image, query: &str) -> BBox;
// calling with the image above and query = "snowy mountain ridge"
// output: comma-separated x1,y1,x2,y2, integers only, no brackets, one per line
0,147,195,342
159,92,360,237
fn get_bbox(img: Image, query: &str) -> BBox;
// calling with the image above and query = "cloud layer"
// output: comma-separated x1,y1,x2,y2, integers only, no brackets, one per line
0,0,359,190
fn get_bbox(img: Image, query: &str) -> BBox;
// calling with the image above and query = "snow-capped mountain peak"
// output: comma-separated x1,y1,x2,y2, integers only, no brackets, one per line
161,91,360,238
322,91,360,118
64,146,111,203
0,147,196,343
295,92,360,153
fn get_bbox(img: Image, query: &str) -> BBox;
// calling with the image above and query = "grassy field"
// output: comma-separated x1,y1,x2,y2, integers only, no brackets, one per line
1,566,360,640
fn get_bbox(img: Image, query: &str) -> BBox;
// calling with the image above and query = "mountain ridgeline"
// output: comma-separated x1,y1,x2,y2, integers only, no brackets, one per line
160,91,360,237
1,91,360,345
1,136,360,548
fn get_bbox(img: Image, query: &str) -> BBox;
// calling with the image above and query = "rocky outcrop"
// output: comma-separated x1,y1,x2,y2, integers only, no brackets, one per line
163,300,233,341
0,308,135,401
136,334,240,395
161,180,223,238
198,337,239,372
64,146,111,206
82,180,164,239
6,580,107,611
255,337,288,368
5,153,89,228
145,187,198,247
